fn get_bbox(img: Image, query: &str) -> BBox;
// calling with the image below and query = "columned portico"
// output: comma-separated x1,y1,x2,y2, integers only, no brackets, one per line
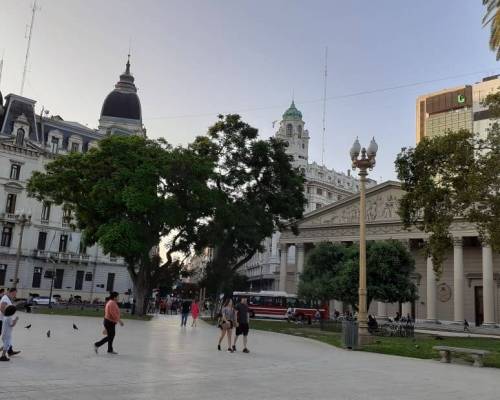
426,256,437,322
482,242,496,326
296,243,305,284
453,237,464,323
279,243,288,292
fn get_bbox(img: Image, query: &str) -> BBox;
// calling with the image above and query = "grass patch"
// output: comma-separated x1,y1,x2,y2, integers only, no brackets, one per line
202,318,500,367
33,307,152,321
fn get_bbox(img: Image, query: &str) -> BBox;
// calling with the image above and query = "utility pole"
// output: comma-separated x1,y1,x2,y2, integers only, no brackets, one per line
20,1,39,96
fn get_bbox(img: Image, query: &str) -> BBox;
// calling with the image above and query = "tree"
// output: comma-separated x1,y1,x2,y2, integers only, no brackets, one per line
298,241,418,310
27,135,214,314
191,114,306,295
395,93,500,273
483,0,500,59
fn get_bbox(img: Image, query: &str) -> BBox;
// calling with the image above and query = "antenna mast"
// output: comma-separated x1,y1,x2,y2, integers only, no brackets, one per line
20,0,39,96
321,47,328,167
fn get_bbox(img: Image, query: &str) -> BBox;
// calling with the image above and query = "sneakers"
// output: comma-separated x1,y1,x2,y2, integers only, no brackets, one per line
0,355,9,361
94,345,98,354
232,345,236,352
227,348,234,353
242,348,250,353
217,344,221,351
107,351,118,355
8,349,21,356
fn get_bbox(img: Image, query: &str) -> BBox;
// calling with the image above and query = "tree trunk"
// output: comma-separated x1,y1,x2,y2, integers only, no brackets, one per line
128,259,151,316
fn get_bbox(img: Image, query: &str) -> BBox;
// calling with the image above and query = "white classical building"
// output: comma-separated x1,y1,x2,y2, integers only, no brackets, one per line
240,102,376,291
0,58,145,300
279,181,500,326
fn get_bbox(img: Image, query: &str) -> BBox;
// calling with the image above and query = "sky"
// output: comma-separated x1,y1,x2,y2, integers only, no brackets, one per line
0,0,497,181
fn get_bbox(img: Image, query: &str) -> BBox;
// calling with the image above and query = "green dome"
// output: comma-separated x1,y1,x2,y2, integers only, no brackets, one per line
282,101,302,120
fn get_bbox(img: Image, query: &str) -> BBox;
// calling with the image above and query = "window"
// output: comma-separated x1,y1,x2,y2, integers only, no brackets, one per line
286,124,292,136
59,234,68,252
37,231,47,250
70,142,80,152
5,193,16,214
1,226,12,247
51,137,60,154
62,207,71,226
302,143,305,149
297,125,302,137
16,128,25,146
316,203,322,210
75,270,84,290
106,273,115,292
85,272,93,282
316,188,323,195
0,264,6,286
54,269,64,289
10,164,21,180
328,192,332,199
41,202,51,222
32,267,42,288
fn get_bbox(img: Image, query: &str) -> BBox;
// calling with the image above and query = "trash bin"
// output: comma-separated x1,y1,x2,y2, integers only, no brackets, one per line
342,320,359,349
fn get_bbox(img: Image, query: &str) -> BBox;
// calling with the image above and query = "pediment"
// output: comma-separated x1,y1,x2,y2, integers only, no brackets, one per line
299,181,404,227
4,181,24,192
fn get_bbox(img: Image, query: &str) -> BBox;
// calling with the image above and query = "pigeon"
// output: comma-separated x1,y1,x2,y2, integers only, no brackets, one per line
24,324,31,329
46,330,51,338
73,323,78,330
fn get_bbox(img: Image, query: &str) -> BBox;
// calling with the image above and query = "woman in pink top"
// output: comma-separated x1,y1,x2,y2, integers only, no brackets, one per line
94,292,124,354
191,299,200,327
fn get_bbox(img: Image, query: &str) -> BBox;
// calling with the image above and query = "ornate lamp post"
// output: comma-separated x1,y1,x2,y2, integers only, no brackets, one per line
13,211,32,289
350,137,378,344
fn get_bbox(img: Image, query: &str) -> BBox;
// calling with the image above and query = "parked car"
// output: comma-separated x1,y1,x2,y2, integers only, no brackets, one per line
31,296,59,305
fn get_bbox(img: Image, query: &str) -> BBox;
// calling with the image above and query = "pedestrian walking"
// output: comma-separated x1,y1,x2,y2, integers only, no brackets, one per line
0,288,21,356
0,305,19,361
94,292,124,355
191,299,199,327
233,297,250,353
217,298,235,352
180,299,191,326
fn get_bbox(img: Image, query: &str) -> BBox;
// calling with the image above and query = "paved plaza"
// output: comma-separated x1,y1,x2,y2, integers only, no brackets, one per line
1,314,500,400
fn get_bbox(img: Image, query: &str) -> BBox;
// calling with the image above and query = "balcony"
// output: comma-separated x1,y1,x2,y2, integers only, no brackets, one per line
33,250,90,264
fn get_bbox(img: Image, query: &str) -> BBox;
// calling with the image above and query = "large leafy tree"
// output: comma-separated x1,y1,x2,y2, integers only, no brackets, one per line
28,135,214,314
298,241,418,310
191,114,306,295
395,94,500,272
483,0,500,59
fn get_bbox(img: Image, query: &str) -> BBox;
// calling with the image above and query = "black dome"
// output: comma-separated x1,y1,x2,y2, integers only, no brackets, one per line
101,91,141,120
100,58,142,121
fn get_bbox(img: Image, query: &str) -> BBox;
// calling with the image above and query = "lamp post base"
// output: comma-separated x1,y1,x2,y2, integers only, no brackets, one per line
358,325,375,346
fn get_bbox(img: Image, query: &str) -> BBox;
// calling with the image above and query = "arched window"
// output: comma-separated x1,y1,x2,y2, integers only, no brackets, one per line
286,124,292,136
302,143,305,149
16,128,25,146
297,125,302,137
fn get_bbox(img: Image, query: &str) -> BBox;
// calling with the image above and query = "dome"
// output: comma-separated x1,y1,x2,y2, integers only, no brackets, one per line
282,101,302,120
100,57,142,121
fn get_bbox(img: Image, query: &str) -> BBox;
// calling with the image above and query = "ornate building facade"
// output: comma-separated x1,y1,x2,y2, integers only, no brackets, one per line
240,102,376,291
0,58,144,300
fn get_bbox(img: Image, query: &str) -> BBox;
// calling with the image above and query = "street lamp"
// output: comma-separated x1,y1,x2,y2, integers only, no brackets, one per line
350,137,378,344
13,211,32,289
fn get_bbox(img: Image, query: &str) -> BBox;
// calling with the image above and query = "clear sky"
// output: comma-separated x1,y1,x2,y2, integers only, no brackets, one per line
0,0,497,181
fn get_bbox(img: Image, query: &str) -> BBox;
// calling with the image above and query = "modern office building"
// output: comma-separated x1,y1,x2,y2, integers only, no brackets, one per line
416,75,500,143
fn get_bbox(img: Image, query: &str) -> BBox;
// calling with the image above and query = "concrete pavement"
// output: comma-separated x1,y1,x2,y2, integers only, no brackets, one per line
1,313,499,400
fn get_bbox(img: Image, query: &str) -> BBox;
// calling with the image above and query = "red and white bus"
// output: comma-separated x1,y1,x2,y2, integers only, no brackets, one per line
233,291,329,321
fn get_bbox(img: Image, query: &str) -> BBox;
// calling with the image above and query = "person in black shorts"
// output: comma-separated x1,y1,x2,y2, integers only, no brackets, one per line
233,297,250,353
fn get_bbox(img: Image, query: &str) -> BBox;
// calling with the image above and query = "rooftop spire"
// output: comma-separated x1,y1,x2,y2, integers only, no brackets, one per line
125,53,131,75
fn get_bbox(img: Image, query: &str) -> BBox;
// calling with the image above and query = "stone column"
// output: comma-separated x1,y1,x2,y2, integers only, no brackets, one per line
482,242,495,326
401,302,412,318
426,256,437,322
296,243,305,282
279,243,288,292
377,302,388,320
453,237,465,323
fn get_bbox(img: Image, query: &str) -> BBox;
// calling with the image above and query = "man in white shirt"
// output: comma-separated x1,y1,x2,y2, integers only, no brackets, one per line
0,288,20,356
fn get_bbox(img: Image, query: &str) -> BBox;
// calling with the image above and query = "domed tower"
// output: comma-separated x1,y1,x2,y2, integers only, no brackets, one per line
275,101,309,169
99,56,145,136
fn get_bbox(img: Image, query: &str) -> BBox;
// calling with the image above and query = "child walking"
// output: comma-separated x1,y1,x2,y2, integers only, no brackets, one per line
1,305,19,361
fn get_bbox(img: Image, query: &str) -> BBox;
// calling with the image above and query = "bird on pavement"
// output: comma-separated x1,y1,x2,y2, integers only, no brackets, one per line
46,330,51,338
73,323,78,330
24,324,31,329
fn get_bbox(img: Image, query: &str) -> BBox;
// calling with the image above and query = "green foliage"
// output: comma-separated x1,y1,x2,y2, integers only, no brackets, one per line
483,0,500,60
298,241,418,309
28,135,214,314
191,114,306,292
396,93,500,273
